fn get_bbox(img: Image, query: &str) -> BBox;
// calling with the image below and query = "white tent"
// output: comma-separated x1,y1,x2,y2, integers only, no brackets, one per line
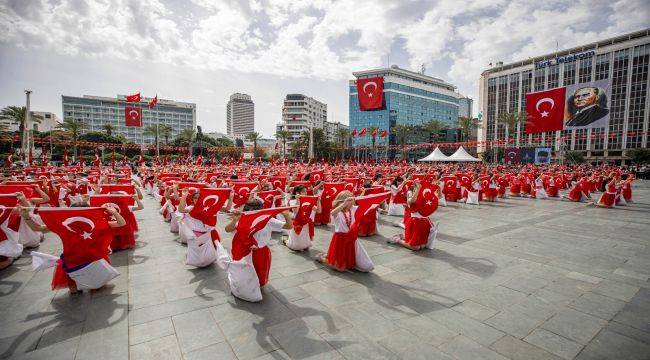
447,146,481,162
418,147,449,162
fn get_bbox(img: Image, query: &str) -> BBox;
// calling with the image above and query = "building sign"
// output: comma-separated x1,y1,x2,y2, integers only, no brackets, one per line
535,50,595,69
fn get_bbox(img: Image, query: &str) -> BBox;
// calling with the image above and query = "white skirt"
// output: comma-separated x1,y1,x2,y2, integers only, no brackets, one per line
387,203,405,216
286,226,311,251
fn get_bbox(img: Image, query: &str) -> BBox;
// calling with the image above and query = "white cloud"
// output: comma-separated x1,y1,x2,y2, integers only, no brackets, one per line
0,0,647,119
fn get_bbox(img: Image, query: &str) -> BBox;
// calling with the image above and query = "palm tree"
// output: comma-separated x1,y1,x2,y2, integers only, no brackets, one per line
392,124,412,160
457,117,481,142
57,118,85,160
0,106,43,155
275,129,290,159
102,124,115,137
335,128,350,160
159,125,173,145
246,132,263,158
497,112,527,143
143,125,160,156
423,119,448,142
0,106,43,134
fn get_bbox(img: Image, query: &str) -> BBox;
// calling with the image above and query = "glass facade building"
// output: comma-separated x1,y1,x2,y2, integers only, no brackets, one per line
479,29,649,163
62,95,196,145
349,66,463,148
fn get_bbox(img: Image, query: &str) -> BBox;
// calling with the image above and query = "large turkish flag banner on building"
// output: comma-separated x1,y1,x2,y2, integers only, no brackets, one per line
356,77,384,111
125,106,142,127
525,87,566,134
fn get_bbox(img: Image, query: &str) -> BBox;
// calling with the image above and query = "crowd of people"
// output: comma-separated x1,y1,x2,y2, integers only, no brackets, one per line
0,159,638,302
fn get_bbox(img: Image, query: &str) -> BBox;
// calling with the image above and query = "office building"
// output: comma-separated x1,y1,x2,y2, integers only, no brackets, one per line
479,28,649,163
276,94,328,145
61,94,196,144
227,93,254,140
324,121,350,146
349,65,465,150
458,96,473,119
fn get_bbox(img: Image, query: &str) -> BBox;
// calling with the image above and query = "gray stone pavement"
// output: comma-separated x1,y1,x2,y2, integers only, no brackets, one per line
1,182,650,360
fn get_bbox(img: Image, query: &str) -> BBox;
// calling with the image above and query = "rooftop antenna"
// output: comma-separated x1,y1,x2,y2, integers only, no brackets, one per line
420,63,426,74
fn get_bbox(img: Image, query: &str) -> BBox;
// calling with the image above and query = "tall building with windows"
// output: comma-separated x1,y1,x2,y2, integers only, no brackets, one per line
324,121,350,146
349,65,465,149
61,95,196,144
275,94,328,145
226,93,254,140
479,29,649,163
458,96,473,119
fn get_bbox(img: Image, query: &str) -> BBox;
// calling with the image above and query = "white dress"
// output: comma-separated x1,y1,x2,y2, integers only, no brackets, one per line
286,199,315,251
387,185,405,216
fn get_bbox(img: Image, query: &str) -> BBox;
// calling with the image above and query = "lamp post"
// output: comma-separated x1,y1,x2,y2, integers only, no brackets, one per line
23,90,32,162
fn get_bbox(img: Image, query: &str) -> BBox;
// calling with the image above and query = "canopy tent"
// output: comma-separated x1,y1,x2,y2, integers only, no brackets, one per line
418,147,449,162
447,146,481,162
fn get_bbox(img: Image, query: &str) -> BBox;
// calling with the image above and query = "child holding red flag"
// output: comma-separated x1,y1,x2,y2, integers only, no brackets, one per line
19,205,126,294
225,199,292,287
285,185,320,251
388,180,439,251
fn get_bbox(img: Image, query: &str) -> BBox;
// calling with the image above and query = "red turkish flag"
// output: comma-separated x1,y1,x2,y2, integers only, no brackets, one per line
371,129,378,137
63,149,69,166
356,76,384,110
525,87,566,134
189,188,231,227
232,182,257,207
380,130,387,138
353,192,390,224
93,151,100,167
148,95,157,109
125,106,142,127
126,93,141,102
293,195,317,238
359,128,367,136
38,207,112,268
310,170,324,185
231,206,293,260
351,129,357,136
89,194,136,232
322,183,345,201
0,184,35,198
269,176,286,191
413,182,439,217
138,152,144,166
100,184,135,195
257,189,281,208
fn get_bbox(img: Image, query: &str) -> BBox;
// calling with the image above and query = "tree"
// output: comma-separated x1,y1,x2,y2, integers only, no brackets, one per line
335,128,350,159
159,125,173,145
626,148,650,164
57,118,85,160
0,106,43,134
457,117,481,142
102,124,115,136
481,147,503,163
0,106,43,153
298,128,331,160
246,132,263,158
143,125,159,150
392,124,412,159
423,119,448,143
275,130,290,159
497,112,527,142
368,126,379,160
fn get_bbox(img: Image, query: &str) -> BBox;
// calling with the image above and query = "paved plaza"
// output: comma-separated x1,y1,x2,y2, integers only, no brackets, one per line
1,183,650,360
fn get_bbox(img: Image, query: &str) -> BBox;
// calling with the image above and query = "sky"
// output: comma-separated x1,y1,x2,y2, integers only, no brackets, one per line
1,0,648,138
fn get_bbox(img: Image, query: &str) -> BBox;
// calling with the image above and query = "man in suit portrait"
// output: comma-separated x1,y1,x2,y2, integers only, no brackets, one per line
565,86,609,127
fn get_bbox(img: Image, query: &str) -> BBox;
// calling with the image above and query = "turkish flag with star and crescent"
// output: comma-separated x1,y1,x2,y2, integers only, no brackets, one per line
189,188,231,227
126,93,141,102
125,106,142,127
413,182,439,217
356,77,384,111
89,194,137,232
231,206,293,261
525,87,566,134
38,207,112,268
353,192,390,225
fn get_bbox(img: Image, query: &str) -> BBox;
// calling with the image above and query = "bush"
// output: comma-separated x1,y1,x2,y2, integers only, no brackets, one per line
626,148,650,164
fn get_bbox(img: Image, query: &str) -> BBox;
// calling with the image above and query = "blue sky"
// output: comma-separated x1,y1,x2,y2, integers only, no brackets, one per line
1,0,647,138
